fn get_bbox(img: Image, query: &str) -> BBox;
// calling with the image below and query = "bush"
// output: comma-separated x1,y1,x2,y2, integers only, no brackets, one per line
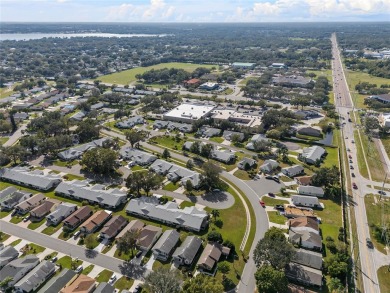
326,240,337,254
222,277,235,291
208,231,223,243
215,219,223,228
223,240,236,252
81,200,89,206
326,236,334,242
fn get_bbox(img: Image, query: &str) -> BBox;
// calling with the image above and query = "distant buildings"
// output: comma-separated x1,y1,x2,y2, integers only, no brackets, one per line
231,62,256,69
270,63,287,69
58,137,111,161
272,75,312,88
199,82,219,91
115,116,144,129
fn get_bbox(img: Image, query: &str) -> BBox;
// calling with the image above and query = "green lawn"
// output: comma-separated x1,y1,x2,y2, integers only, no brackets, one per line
131,165,146,172
261,197,289,207
42,223,63,235
180,201,196,208
27,218,45,230
57,256,82,270
267,211,287,225
233,169,251,180
209,137,224,143
0,232,10,242
113,248,135,261
97,62,215,85
52,160,78,168
163,181,180,192
96,269,113,283
354,130,369,179
149,135,185,151
322,146,339,168
0,137,9,146
152,259,172,270
115,276,134,291
364,194,390,254
22,243,45,255
378,266,390,293
0,86,15,99
10,216,24,224
381,136,390,162
82,265,94,275
10,239,22,247
0,210,11,219
62,173,85,181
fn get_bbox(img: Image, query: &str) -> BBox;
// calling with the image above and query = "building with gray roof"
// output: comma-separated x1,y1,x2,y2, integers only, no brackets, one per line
0,187,33,211
0,255,39,286
237,157,257,170
259,159,279,174
272,75,312,88
292,248,323,270
0,167,62,191
126,196,208,232
291,195,322,209
172,236,202,266
297,185,325,198
94,282,115,293
299,146,326,165
285,263,323,287
282,165,305,177
58,137,111,161
69,111,86,121
289,230,322,251
152,229,180,261
211,150,235,164
37,269,76,293
222,130,244,142
46,203,77,226
116,116,144,129
14,261,56,293
0,246,19,269
246,134,269,150
197,126,221,138
120,147,157,166
55,180,127,209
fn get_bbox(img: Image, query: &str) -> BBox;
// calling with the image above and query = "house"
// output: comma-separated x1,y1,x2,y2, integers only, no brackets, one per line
58,137,112,161
289,230,322,251
197,126,221,138
126,196,209,232
282,165,304,177
0,187,33,211
99,215,128,240
46,203,77,226
197,243,227,275
14,261,56,293
259,159,279,174
55,180,127,209
0,255,40,286
184,78,201,87
237,157,257,170
292,248,323,270
291,195,322,209
63,206,93,230
152,230,180,261
115,219,145,241
137,225,163,251
246,134,269,150
284,205,316,219
297,127,322,138
14,112,29,121
119,147,157,166
0,167,62,191
153,120,170,130
199,82,219,91
295,110,320,120
222,130,244,142
172,236,202,266
295,176,313,186
60,274,96,293
116,116,144,129
0,246,19,269
80,210,112,234
289,217,320,235
90,102,105,110
285,263,323,287
166,122,193,133
37,269,76,293
211,150,235,164
299,146,326,165
69,111,86,121
297,186,325,198
15,193,46,215
30,199,60,221
270,62,287,69
94,282,114,293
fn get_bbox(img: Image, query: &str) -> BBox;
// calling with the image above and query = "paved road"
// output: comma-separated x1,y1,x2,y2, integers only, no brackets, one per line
331,34,385,293
2,123,27,147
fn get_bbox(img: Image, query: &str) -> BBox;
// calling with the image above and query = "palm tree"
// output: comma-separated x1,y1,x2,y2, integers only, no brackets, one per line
211,209,220,221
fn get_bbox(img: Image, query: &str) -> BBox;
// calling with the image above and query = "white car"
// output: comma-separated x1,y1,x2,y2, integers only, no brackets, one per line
75,265,83,273
108,274,117,285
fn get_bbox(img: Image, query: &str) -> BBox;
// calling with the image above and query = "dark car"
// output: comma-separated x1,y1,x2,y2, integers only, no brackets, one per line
275,205,284,211
268,193,275,197
272,176,280,183
352,183,357,189
351,173,355,177
366,238,374,249
265,175,273,180
378,190,386,195
136,250,143,258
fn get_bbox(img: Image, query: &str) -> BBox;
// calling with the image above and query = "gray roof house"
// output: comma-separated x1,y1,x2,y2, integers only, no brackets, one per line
69,111,86,121
282,165,305,177
297,126,322,138
120,147,157,166
46,203,77,226
153,120,170,129
246,134,268,150
0,255,39,286
291,195,323,209
37,269,76,293
90,102,105,110
292,248,323,270
237,157,257,170
197,243,224,275
222,130,244,142
55,180,127,209
0,246,19,269
211,150,236,164
58,137,111,161
15,193,46,214
126,196,209,232
14,261,56,293
299,146,326,165
94,282,115,293
289,230,322,251
260,159,279,173
116,116,144,129
182,141,194,151
0,187,33,211
285,263,323,287
197,126,221,138
172,236,202,266
152,229,180,261
297,186,325,198
167,122,193,133
0,167,62,191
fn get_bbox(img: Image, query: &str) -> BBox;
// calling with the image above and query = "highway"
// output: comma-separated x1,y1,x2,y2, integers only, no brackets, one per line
331,33,381,293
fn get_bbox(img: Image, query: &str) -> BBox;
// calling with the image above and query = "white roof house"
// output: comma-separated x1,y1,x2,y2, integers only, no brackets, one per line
299,146,326,165
246,134,268,150
282,165,304,177
291,195,323,209
163,103,215,123
260,159,279,173
120,147,157,166
297,186,325,198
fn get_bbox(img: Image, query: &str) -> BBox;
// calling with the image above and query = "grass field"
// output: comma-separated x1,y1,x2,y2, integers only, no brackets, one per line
0,87,15,99
149,135,185,151
378,266,390,293
10,216,23,224
0,137,9,146
306,69,334,105
97,62,215,85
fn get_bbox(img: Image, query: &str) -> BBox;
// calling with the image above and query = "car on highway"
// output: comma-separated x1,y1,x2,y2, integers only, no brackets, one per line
351,140,355,143
347,148,351,152
259,201,266,208
349,159,353,163
348,118,352,122
350,165,354,169
366,238,374,249
378,190,386,195
352,183,357,189
351,173,355,177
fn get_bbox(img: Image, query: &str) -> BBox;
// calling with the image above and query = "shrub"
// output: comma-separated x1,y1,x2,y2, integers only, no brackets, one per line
207,231,223,243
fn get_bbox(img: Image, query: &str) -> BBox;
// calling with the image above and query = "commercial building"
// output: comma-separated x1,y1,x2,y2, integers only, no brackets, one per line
272,75,312,88
199,82,219,91
163,103,215,123
231,62,256,69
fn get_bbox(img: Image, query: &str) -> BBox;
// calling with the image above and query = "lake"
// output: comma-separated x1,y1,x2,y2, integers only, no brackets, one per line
0,33,172,41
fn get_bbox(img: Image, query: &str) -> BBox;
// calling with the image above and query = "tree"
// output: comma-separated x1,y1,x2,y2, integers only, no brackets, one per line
81,147,118,174
126,171,163,196
0,276,13,290
217,261,230,275
252,140,272,153
200,161,222,191
185,180,194,193
311,166,340,188
117,229,140,258
189,141,201,154
325,253,349,279
143,171,164,196
254,265,288,293
9,110,17,132
253,227,295,270
144,267,181,293
84,234,95,249
200,143,213,159
230,134,241,145
124,129,147,148
186,159,194,170
211,209,220,221
364,116,379,134
328,277,345,292
76,119,100,143
207,231,223,242
4,145,29,164
182,274,224,293
126,172,146,196
20,135,40,155
162,148,171,159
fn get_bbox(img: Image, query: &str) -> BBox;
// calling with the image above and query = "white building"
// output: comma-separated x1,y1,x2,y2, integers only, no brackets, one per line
163,103,215,123
379,113,390,127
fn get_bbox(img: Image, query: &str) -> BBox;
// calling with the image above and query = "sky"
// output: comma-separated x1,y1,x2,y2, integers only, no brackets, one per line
1,0,390,22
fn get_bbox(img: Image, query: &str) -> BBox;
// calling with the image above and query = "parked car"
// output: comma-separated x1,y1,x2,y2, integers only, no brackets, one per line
51,256,58,263
272,176,280,183
11,210,18,217
275,205,284,210
351,140,355,143
133,285,142,293
136,250,143,258
265,175,273,180
23,216,30,222
352,183,357,189
378,190,386,195
349,155,352,159
108,275,117,285
350,165,354,169
73,231,81,239
366,238,374,249
259,201,266,208
75,265,83,273
268,193,275,197
349,159,353,163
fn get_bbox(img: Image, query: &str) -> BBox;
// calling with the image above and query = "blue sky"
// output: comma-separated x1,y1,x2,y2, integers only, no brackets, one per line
1,0,390,22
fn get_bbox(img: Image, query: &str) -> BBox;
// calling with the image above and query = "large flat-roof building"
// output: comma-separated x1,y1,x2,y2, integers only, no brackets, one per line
232,62,256,69
163,103,215,123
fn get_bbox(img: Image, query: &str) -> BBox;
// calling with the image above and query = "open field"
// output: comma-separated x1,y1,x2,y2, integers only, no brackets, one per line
0,87,15,99
378,266,390,293
306,69,334,105
97,62,215,85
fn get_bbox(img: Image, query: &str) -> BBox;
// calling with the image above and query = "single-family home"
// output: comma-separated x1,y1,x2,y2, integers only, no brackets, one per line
116,220,145,241
197,126,221,138
153,120,170,130
99,215,128,240
58,137,112,161
297,186,325,198
184,78,201,87
0,255,40,286
289,230,322,251
222,130,244,142
152,229,180,261
284,205,316,219
15,193,46,215
288,217,320,235
119,147,157,166
69,111,86,122
0,187,33,211
297,126,322,138
126,196,209,232
295,176,313,186
94,282,114,293
30,199,61,221
182,141,194,151
137,225,163,251
172,236,202,266
259,159,279,174
211,150,235,164
80,210,112,234
90,102,105,110
285,263,323,287
37,269,76,293
291,195,323,209
59,274,96,293
55,180,127,209
0,167,62,191
46,203,77,226
237,157,257,170
63,206,93,231
246,134,269,150
282,165,304,177
292,248,323,270
14,112,29,121
14,261,56,293
0,246,19,269
197,243,230,275
299,146,326,165
116,116,144,129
